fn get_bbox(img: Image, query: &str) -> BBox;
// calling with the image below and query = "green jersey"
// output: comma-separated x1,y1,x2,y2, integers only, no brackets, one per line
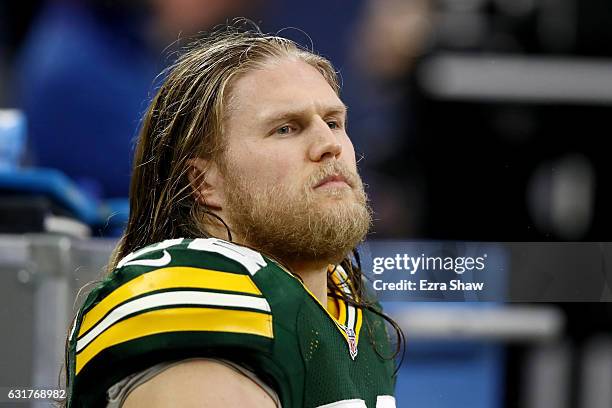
67,238,396,407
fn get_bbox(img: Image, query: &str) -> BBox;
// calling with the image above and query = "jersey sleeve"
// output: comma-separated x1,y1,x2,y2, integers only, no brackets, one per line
67,238,275,408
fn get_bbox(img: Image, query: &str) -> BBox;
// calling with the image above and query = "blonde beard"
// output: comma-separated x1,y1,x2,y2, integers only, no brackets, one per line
222,160,372,266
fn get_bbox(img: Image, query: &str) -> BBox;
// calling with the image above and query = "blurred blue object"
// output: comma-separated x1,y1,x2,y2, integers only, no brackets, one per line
396,339,504,408
0,110,27,169
0,167,129,235
0,167,101,225
384,300,507,408
15,2,161,198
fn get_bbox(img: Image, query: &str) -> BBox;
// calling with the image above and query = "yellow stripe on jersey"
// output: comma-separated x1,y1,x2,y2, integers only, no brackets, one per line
327,296,340,321
75,307,273,375
337,295,348,327
338,267,362,345
79,267,260,337
329,269,349,327
355,307,363,344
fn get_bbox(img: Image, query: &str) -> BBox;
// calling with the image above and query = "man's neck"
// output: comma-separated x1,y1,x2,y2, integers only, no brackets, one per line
286,259,330,307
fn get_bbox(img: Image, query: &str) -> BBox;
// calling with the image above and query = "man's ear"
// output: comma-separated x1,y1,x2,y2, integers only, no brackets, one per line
187,158,223,210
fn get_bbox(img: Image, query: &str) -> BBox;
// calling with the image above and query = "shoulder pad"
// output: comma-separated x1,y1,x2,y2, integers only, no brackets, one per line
67,238,273,407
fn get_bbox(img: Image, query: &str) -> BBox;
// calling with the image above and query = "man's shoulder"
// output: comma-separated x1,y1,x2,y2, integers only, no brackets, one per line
68,238,281,407
116,237,271,276
80,237,275,314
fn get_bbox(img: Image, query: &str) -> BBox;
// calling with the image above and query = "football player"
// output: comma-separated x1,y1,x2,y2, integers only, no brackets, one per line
66,24,401,408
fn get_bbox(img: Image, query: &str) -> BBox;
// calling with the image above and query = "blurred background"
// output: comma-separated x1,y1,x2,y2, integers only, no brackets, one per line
0,0,611,407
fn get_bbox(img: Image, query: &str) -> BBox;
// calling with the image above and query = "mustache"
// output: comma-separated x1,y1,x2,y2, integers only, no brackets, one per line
309,161,361,189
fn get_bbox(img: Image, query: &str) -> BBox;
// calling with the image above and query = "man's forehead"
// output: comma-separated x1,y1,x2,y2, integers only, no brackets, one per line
227,59,342,117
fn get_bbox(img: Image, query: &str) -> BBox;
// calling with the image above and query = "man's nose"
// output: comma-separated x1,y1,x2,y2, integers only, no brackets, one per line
308,119,342,162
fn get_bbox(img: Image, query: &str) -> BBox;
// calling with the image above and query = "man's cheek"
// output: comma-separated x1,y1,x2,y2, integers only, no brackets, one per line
267,164,299,185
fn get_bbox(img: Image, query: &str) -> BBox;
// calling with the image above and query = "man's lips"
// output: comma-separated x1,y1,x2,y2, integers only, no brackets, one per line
314,174,351,189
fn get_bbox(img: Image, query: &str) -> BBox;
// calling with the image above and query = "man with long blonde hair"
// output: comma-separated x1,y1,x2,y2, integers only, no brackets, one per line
66,24,398,408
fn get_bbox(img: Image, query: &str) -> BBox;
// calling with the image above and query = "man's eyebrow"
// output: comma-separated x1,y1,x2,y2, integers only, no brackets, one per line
260,104,348,126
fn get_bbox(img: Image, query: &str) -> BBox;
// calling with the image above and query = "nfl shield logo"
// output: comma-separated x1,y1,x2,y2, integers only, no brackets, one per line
346,328,358,360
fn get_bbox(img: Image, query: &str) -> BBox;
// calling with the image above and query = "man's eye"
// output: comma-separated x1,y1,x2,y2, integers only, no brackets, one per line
277,125,293,135
327,121,340,130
